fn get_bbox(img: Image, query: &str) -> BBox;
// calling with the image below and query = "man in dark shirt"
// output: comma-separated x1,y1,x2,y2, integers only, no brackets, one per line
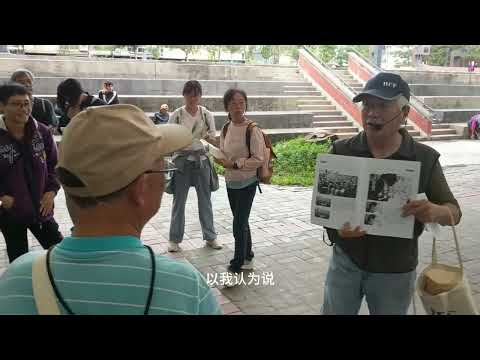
321,73,461,315
56,78,107,132
98,81,119,105
10,69,58,133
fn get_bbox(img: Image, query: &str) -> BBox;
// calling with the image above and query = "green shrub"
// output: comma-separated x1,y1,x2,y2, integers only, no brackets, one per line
211,137,331,187
271,137,331,186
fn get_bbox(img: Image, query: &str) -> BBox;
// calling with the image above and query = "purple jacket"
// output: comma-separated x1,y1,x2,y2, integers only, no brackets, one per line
468,114,480,130
0,115,60,224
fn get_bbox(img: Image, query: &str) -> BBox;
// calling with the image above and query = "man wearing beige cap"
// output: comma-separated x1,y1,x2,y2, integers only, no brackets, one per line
0,104,222,315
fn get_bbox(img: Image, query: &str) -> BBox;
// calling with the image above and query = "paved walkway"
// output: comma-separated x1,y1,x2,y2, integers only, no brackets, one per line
1,140,480,315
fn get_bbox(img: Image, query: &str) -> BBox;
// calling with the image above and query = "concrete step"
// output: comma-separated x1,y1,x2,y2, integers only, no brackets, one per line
144,111,316,130
292,96,331,100
42,94,333,112
297,104,337,111
284,90,324,95
309,110,342,116
407,130,421,136
313,115,348,121
297,96,331,106
336,132,359,140
296,100,332,106
311,120,354,127
431,123,453,129
283,85,316,90
431,128,458,135
296,104,335,110
428,134,464,140
311,126,359,134
343,79,362,87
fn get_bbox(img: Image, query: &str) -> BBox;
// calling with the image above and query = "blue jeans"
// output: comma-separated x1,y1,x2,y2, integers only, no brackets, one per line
322,245,416,315
169,159,216,243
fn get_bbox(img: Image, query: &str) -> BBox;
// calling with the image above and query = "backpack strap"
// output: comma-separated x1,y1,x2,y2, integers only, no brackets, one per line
200,106,210,132
176,108,182,124
245,121,257,158
222,120,231,138
41,98,46,114
32,251,62,315
245,121,263,193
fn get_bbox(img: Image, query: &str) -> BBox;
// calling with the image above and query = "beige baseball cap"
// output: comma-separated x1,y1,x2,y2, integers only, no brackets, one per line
57,104,192,197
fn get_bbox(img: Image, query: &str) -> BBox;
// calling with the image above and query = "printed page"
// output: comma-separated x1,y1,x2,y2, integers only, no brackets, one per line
200,139,227,160
360,158,421,239
311,154,365,229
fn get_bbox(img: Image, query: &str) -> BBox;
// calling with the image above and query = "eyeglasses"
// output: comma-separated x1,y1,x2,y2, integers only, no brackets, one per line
144,161,177,181
361,101,396,113
7,101,32,109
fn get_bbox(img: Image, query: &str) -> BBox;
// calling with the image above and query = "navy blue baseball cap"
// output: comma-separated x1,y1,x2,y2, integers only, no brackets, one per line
353,72,410,103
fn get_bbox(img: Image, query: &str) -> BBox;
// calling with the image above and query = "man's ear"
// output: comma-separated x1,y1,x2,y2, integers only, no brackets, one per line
402,105,410,118
128,175,147,207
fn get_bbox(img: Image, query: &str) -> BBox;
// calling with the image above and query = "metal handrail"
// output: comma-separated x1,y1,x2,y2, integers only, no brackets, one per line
347,50,438,121
302,46,359,98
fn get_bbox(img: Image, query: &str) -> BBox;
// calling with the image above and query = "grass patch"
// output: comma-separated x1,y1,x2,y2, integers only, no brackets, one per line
271,137,331,186
212,137,331,187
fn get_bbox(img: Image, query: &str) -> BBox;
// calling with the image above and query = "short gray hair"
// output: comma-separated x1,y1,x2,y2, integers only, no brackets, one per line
396,95,409,110
10,69,35,82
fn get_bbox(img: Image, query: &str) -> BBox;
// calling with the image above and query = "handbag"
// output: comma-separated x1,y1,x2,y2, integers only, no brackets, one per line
416,209,479,315
208,157,219,192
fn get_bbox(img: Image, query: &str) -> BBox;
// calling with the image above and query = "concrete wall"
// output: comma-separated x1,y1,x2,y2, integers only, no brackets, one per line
54,110,314,130
207,111,314,130
4,77,309,96
410,84,480,97
433,109,480,123
0,56,302,81
421,96,480,109
395,71,480,85
39,95,309,112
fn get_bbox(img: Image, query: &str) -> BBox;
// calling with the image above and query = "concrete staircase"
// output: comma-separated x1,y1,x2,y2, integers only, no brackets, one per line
287,79,359,139
332,67,464,141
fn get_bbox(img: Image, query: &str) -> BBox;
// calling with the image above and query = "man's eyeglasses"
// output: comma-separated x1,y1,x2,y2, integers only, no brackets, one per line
144,161,177,181
361,101,396,113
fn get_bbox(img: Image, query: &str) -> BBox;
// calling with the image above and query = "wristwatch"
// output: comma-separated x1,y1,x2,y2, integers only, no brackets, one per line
233,162,239,170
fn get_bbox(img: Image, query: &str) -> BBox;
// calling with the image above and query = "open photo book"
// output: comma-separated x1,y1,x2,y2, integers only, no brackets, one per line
310,154,421,239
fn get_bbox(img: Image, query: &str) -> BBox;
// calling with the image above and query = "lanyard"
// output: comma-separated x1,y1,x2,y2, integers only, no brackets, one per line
45,244,156,315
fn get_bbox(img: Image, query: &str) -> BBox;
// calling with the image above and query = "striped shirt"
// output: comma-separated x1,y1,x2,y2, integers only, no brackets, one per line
0,236,222,315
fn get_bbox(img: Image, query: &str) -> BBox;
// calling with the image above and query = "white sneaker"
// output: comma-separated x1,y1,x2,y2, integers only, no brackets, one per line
206,239,223,250
241,259,254,270
168,241,182,252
